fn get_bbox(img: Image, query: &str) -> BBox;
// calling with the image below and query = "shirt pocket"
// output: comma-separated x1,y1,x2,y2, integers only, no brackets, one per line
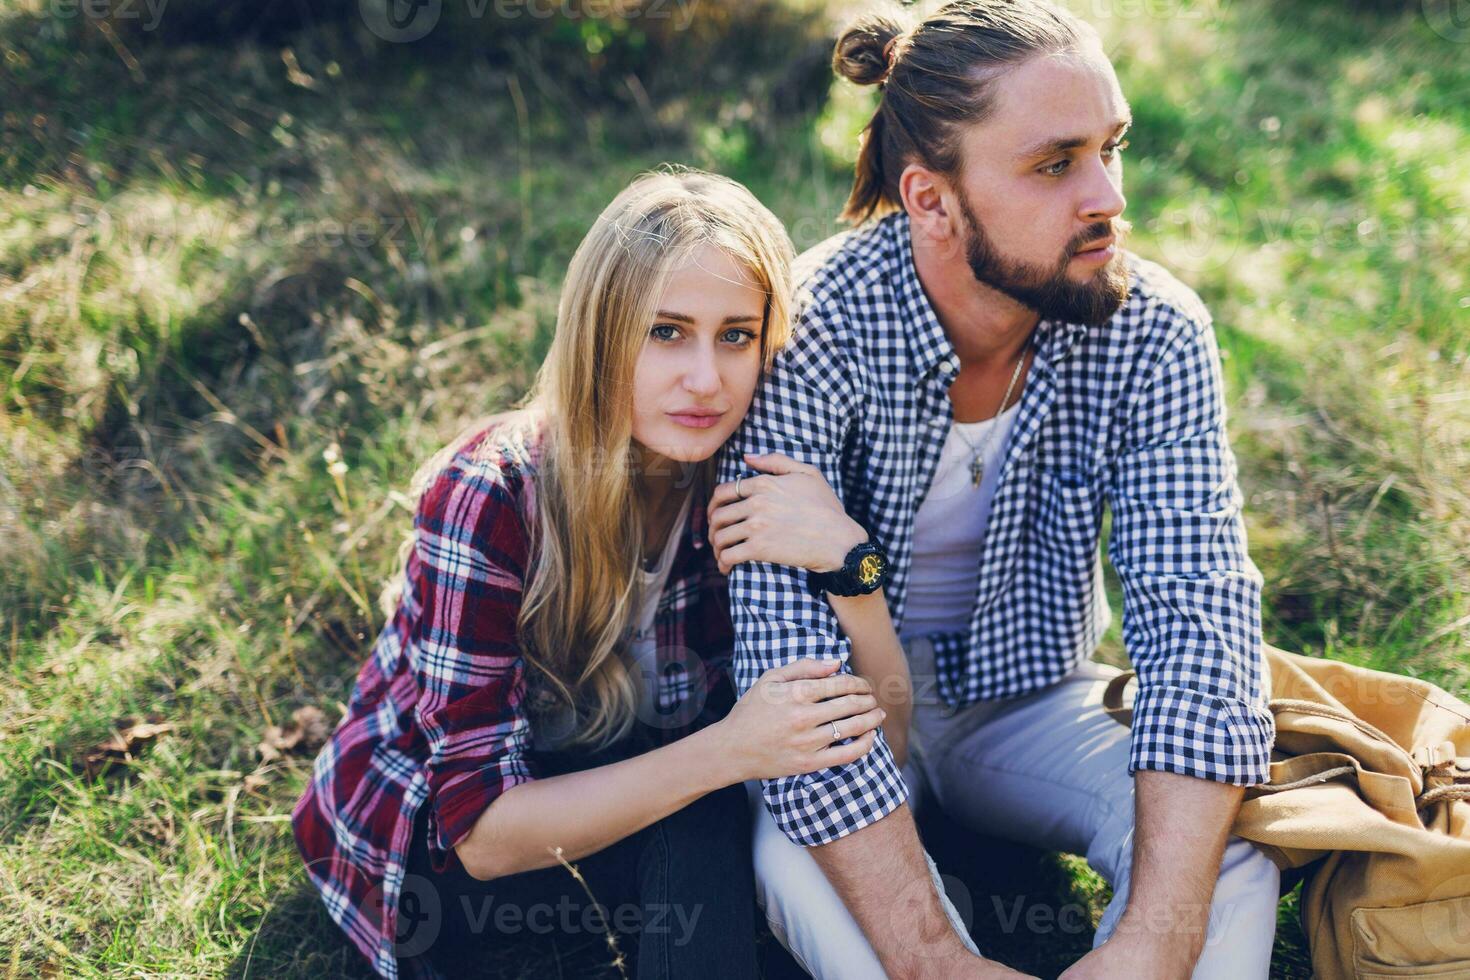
1032,463,1101,545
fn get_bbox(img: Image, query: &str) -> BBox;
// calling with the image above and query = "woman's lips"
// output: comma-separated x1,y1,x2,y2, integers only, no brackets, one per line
668,412,724,429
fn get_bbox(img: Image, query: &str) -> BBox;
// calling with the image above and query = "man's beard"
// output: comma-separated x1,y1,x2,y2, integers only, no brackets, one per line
958,196,1131,328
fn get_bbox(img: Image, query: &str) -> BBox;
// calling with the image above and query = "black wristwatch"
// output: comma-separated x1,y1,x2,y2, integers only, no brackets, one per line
808,540,891,597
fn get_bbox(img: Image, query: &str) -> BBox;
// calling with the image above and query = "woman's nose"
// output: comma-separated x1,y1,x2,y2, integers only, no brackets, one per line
682,350,721,395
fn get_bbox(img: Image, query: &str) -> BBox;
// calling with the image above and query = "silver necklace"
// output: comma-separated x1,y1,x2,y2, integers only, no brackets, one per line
950,344,1029,488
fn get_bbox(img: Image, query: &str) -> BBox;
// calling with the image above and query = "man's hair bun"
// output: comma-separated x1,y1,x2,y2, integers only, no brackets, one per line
832,15,906,86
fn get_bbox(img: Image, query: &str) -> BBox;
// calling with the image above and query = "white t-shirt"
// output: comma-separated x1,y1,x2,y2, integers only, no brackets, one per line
900,403,1020,642
627,490,693,691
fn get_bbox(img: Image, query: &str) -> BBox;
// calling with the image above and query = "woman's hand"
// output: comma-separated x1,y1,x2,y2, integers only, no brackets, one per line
711,658,886,783
707,451,869,576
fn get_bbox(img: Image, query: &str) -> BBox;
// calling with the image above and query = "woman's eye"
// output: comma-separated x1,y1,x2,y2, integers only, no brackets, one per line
722,328,757,347
651,324,680,341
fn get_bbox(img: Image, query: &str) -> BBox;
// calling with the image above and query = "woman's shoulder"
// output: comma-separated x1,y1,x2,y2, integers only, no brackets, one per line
413,408,547,545
454,407,546,477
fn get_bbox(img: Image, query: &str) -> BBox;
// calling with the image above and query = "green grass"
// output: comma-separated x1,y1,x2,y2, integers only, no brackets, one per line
2,0,1466,976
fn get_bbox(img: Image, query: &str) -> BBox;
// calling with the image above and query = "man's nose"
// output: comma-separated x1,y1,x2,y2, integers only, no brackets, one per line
1082,161,1126,223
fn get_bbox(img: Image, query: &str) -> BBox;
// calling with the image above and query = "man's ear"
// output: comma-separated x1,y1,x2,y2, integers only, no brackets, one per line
899,163,959,249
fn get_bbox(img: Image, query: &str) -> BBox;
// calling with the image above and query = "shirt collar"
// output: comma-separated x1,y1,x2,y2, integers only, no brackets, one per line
885,213,960,381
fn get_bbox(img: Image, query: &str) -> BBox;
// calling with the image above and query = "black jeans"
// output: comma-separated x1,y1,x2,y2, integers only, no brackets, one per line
397,734,758,979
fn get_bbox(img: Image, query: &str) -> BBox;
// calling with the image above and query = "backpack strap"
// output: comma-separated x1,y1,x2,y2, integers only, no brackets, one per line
1103,670,1136,728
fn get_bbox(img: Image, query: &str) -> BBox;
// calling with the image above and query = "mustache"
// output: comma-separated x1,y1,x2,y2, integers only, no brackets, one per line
1069,217,1133,256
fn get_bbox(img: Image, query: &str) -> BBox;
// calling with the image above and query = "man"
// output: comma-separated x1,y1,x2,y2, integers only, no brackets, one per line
714,1,1281,977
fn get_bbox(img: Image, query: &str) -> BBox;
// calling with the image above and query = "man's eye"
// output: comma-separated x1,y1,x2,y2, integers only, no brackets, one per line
651,324,680,341
1039,138,1130,177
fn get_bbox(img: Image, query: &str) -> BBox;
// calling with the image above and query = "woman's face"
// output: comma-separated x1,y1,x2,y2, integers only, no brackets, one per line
630,244,767,470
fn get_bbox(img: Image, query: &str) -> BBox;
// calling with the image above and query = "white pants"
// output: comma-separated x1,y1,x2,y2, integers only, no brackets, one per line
750,637,1280,979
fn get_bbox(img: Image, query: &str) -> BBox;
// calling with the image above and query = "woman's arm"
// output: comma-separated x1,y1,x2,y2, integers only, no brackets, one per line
706,451,915,767
456,721,729,880
456,658,885,880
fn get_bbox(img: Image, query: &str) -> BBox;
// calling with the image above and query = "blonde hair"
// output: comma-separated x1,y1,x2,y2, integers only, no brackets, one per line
395,169,792,750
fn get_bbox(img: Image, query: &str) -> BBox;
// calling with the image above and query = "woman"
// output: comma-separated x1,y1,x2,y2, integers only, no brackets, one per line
292,169,912,980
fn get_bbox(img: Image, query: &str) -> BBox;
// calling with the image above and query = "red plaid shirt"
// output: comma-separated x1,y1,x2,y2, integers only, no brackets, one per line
291,416,736,979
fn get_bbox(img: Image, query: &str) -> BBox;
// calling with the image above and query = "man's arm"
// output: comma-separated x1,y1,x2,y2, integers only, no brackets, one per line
1061,771,1244,978
1089,303,1274,972
721,307,1007,976
812,804,1041,978
1125,772,1244,960
829,589,913,767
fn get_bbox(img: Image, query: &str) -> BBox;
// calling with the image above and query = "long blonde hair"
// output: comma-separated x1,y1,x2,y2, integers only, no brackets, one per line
500,168,791,748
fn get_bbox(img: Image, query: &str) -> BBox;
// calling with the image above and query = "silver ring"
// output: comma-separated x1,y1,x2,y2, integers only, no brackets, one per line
829,720,842,741
735,475,745,499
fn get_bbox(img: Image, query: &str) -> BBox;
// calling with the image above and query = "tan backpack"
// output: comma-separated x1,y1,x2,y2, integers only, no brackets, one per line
1104,645,1470,979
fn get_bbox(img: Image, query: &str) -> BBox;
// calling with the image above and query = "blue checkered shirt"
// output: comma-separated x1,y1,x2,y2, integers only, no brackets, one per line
721,213,1275,847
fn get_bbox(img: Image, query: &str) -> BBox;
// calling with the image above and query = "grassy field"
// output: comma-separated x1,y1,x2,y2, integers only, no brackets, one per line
2,0,1466,976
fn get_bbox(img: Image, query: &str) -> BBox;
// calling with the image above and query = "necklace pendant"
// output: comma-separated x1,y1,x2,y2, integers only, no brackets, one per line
969,455,984,487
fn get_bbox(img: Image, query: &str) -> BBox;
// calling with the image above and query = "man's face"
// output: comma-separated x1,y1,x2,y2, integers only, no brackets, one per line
952,43,1133,327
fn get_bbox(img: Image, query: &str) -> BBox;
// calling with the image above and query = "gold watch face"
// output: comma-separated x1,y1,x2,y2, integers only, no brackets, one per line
857,553,884,586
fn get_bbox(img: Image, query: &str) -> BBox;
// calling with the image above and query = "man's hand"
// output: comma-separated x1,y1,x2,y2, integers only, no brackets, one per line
1057,927,1197,980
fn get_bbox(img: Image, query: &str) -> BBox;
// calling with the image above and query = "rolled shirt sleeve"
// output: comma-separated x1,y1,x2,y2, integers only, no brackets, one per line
720,309,909,846
1106,308,1275,786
